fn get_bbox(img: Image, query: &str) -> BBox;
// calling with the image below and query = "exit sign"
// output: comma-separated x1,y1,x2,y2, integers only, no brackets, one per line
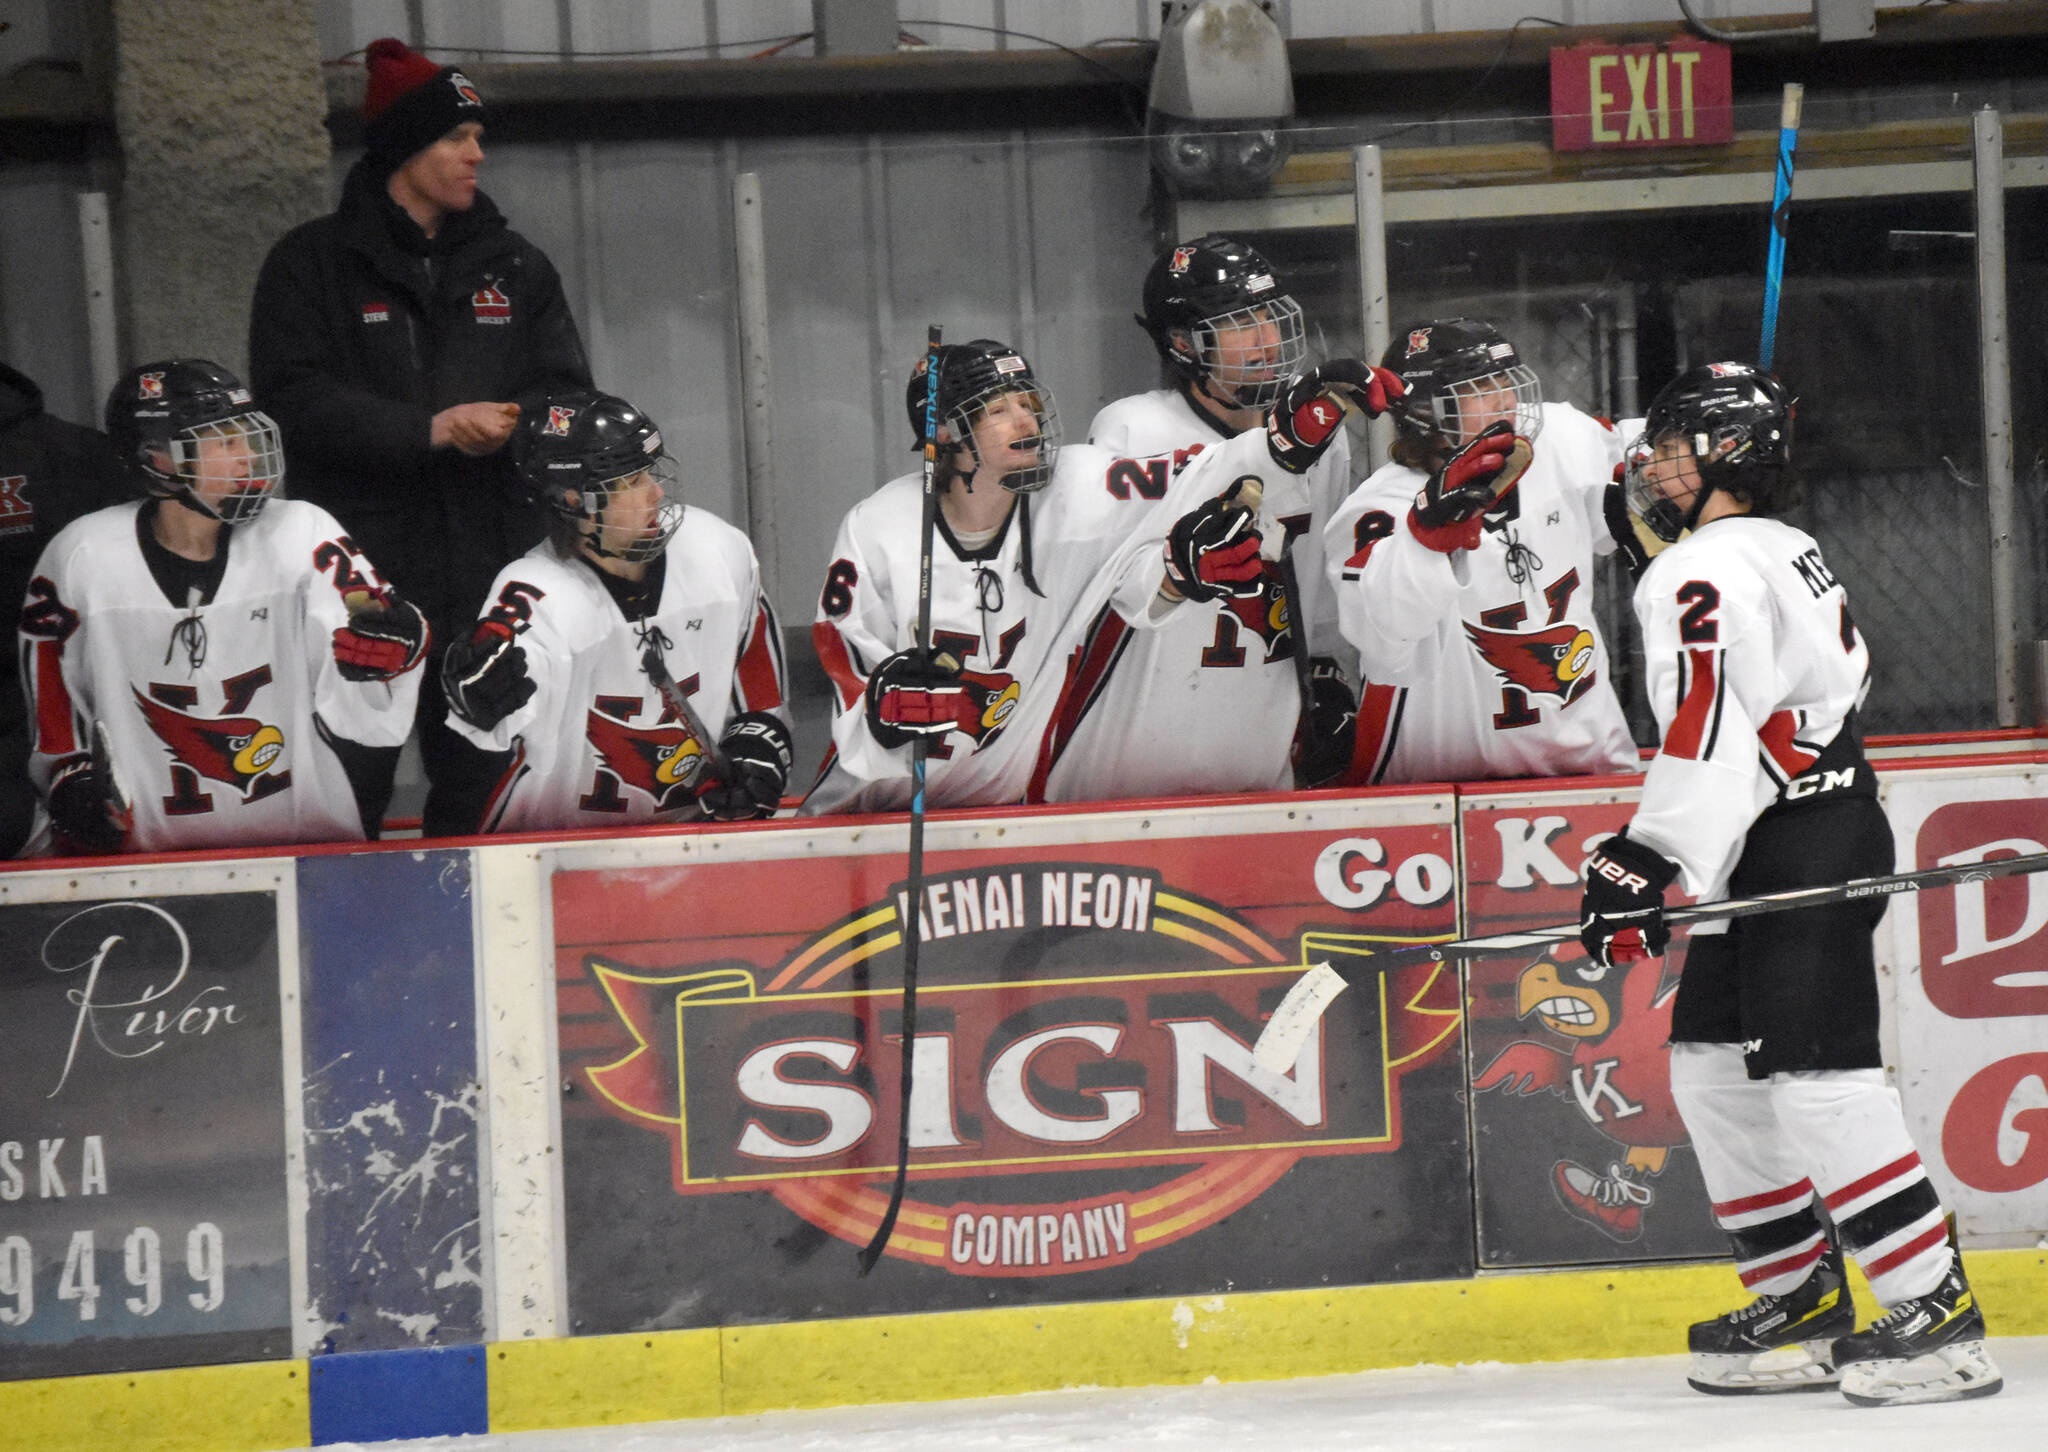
1549,40,1734,152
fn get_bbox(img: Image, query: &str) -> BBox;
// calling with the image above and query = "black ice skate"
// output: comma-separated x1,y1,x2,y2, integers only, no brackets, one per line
1686,1242,1854,1395
1834,1257,2003,1407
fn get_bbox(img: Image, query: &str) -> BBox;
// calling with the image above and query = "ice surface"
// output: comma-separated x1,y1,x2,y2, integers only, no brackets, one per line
316,1334,2047,1451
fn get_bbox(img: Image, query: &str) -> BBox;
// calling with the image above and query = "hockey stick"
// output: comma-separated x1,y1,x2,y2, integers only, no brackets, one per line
1759,82,1803,373
1250,848,2048,1074
858,324,944,1276
639,643,735,788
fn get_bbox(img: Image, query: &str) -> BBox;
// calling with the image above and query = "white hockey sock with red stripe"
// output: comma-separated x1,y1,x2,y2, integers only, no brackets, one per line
1670,1042,1829,1297
1769,1069,1954,1307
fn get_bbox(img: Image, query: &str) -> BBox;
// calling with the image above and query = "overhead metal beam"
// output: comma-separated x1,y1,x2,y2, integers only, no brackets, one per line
1178,153,2048,232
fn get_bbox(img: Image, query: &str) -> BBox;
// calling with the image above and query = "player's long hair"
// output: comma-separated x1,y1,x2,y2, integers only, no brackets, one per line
1709,459,1802,519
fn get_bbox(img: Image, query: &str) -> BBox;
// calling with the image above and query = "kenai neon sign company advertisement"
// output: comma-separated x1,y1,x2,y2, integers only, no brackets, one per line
549,802,1474,1329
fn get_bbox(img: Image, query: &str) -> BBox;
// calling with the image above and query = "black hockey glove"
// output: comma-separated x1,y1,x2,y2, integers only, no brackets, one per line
1265,360,1405,474
441,620,536,731
1580,832,1681,969
1163,477,1266,603
1409,422,1535,554
1602,474,1653,582
695,712,795,821
1292,657,1357,789
333,588,430,682
47,751,131,855
865,648,977,750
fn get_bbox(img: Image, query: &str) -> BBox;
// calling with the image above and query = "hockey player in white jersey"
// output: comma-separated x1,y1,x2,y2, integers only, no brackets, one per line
1579,363,2000,1407
19,359,427,854
1324,318,1638,783
435,389,790,834
805,337,1383,815
1045,234,1399,801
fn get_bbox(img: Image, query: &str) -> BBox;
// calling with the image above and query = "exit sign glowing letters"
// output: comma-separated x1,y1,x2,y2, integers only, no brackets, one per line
1549,40,1734,152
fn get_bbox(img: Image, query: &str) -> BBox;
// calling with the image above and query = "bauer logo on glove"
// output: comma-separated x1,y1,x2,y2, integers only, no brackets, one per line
1579,833,1679,969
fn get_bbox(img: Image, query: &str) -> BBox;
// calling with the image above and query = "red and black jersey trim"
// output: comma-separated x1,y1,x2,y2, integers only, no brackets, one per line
813,618,867,710
732,592,787,714
1663,647,1726,761
1758,708,1823,789
1025,602,1132,803
1350,682,1407,785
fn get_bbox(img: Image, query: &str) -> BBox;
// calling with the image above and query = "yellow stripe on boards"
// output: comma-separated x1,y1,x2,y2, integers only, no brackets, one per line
716,1249,2047,1415
4,1250,2042,1445
0,1358,307,1452
489,1327,723,1432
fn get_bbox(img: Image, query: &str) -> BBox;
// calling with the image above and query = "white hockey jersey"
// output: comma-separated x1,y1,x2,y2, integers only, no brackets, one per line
19,499,422,851
1031,387,1352,803
446,510,788,834
1624,514,1873,901
1323,401,1638,784
804,427,1283,815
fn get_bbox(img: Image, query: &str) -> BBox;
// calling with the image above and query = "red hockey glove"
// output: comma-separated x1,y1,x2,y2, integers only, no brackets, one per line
1163,477,1266,603
1408,422,1535,554
865,649,980,750
333,589,430,682
441,619,536,731
695,712,795,821
1292,656,1357,789
1580,833,1680,969
1265,360,1405,474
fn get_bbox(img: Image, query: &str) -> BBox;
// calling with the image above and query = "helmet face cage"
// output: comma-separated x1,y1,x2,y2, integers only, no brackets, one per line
1190,295,1307,407
167,410,285,523
1625,364,1793,541
1423,365,1544,447
575,452,684,563
947,377,1061,495
1622,431,1696,544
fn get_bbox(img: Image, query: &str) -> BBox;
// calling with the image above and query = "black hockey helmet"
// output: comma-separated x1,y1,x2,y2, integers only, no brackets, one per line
1624,362,1795,544
1138,234,1306,408
1380,318,1543,447
513,389,683,562
905,339,1061,494
105,358,283,523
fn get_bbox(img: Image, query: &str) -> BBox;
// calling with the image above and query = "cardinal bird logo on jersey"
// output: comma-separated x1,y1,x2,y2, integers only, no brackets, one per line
954,668,1022,746
585,706,706,811
1463,621,1598,706
1474,954,1686,1243
132,689,291,802
1215,569,1294,662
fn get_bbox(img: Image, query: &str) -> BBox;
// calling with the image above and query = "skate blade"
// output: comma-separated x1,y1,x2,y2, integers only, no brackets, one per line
1839,1340,2004,1407
1687,1343,1839,1396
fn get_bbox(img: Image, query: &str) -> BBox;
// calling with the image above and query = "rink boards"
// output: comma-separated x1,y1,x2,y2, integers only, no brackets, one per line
2,740,2044,1448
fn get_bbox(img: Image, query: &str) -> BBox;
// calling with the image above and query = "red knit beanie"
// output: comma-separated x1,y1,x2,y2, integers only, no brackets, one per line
362,38,485,168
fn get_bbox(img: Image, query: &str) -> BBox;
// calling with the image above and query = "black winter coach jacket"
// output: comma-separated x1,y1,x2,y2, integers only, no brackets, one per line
248,157,592,638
